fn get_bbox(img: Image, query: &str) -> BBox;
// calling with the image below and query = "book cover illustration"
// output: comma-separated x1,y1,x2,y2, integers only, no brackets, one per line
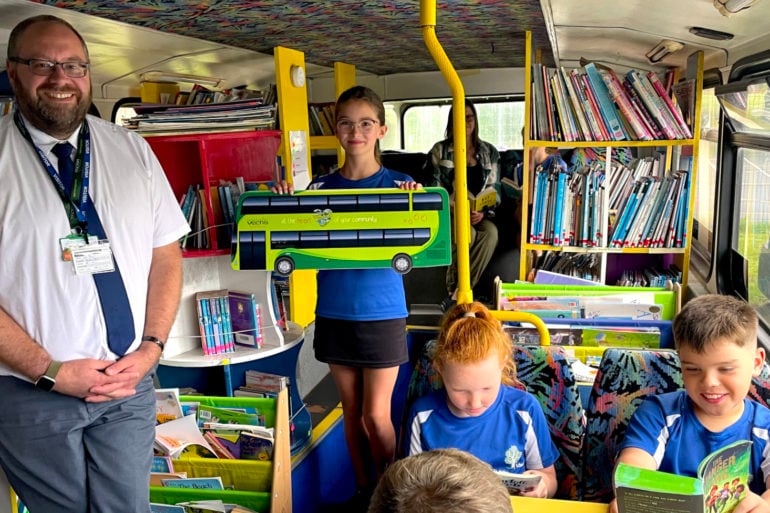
494,469,542,495
160,477,224,490
154,414,217,459
467,186,497,212
155,388,184,425
615,440,752,513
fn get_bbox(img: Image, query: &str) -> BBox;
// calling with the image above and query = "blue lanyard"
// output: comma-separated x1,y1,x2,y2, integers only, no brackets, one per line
14,111,91,233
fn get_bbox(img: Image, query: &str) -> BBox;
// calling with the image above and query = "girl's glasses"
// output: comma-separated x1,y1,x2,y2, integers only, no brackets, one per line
336,119,379,134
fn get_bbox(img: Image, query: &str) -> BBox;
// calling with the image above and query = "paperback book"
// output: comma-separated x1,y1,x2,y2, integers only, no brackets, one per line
494,470,542,495
615,440,752,513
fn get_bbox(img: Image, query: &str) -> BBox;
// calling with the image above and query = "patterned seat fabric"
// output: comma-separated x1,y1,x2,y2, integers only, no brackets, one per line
402,340,585,500
748,361,770,407
514,344,585,500
581,348,683,503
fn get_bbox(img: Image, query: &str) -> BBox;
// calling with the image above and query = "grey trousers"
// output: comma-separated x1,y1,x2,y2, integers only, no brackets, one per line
0,373,156,513
446,218,499,294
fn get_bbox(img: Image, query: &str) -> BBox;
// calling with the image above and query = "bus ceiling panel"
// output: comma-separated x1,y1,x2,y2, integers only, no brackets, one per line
549,0,770,71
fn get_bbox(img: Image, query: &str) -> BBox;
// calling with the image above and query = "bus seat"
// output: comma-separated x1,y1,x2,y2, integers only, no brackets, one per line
401,339,586,500
581,348,683,503
748,360,770,407
514,344,585,500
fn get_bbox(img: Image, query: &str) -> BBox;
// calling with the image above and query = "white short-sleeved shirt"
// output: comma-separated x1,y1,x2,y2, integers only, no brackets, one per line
0,114,189,378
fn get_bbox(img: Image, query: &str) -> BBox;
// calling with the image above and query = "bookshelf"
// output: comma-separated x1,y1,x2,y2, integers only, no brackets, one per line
144,129,282,258
518,31,703,288
159,255,312,454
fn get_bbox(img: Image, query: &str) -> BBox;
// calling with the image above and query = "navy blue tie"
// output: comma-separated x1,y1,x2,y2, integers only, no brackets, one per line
53,143,136,356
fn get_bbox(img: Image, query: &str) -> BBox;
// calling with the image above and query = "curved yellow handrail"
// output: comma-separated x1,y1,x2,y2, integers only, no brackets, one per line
420,0,472,306
491,310,551,346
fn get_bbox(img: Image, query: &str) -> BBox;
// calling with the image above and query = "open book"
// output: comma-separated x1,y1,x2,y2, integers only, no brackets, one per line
468,186,497,212
615,440,752,513
494,469,542,495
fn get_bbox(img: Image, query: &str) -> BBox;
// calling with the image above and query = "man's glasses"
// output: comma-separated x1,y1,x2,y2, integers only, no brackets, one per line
336,119,379,134
9,57,90,78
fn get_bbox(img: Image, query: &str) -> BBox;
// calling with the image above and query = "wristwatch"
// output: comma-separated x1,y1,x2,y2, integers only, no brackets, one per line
35,360,62,392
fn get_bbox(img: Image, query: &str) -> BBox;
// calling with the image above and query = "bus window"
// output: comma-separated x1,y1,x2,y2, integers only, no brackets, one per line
734,147,770,313
395,99,525,152
692,87,720,264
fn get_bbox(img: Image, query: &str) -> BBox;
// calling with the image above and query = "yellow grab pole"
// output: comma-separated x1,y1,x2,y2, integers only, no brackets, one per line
421,0,472,305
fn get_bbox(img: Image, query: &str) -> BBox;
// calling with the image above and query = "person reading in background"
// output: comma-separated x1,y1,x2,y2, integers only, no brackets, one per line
273,85,420,511
609,294,770,513
428,100,500,307
368,448,513,513
405,301,558,498
0,15,188,512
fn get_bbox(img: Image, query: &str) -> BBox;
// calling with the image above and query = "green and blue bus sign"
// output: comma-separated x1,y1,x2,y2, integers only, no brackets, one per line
231,187,451,275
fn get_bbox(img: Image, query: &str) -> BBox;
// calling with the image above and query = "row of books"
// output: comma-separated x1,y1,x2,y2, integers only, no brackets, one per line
531,61,694,142
124,98,276,134
178,178,279,251
500,294,664,321
308,102,336,136
194,290,266,356
615,265,683,288
184,83,275,107
529,153,690,249
528,251,602,284
153,388,273,460
609,170,690,248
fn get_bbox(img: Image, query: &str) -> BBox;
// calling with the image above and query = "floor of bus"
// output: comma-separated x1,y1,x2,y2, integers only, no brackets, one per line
291,327,439,512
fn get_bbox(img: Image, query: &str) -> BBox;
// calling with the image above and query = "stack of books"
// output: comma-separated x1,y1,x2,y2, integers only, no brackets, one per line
194,290,265,356
531,61,693,142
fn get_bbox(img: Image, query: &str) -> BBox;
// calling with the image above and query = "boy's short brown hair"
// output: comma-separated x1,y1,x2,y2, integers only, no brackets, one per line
368,448,512,513
672,294,758,353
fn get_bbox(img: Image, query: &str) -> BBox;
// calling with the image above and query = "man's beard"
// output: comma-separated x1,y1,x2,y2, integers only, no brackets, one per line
12,79,90,138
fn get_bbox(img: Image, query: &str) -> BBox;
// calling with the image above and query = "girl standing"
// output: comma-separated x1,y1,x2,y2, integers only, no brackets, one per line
274,86,419,506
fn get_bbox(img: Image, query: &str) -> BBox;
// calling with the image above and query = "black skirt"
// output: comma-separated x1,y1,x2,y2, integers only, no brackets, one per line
313,316,408,368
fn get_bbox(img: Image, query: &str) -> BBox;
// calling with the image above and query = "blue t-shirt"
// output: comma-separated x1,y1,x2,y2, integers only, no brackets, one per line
308,167,414,321
406,385,559,472
621,390,770,495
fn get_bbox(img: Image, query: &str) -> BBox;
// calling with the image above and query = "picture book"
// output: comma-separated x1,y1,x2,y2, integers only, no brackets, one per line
615,440,752,513
197,404,265,428
154,414,217,459
174,501,259,513
151,455,174,473
468,186,497,212
494,470,542,495
150,472,188,487
155,388,184,425
227,291,263,347
160,477,224,490
239,430,275,461
150,504,186,513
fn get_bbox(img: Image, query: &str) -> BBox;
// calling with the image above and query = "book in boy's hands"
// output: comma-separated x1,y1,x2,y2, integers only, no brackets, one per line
494,469,542,495
468,186,497,212
614,440,752,513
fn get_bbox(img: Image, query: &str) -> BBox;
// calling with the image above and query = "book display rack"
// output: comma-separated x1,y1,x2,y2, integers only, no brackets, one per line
519,31,704,287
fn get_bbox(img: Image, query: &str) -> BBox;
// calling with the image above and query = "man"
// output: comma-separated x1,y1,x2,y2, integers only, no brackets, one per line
0,15,189,512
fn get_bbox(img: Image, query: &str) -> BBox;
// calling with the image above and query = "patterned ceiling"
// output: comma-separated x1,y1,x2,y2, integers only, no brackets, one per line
31,0,554,75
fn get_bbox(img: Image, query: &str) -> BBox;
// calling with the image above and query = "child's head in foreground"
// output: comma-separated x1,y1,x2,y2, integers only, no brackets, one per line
367,448,513,513
432,302,518,418
672,294,765,424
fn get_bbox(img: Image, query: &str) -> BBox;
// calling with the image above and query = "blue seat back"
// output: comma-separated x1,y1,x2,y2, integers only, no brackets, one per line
581,348,683,503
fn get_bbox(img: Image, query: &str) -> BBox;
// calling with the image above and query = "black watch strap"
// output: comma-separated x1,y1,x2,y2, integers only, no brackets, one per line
141,335,165,351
